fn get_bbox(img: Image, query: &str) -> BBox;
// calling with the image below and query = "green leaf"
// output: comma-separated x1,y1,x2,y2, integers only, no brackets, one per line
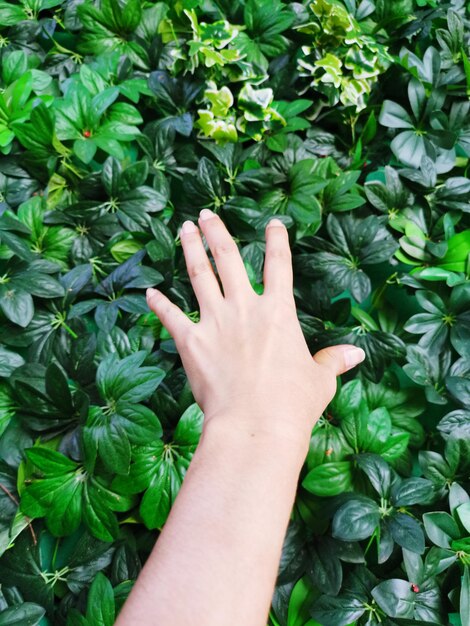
2,50,28,85
331,379,364,415
302,461,353,497
82,481,121,542
456,502,470,534
287,576,315,626
0,346,25,377
84,400,162,475
332,497,380,541
461,566,470,626
22,470,82,536
139,461,173,529
173,403,204,447
286,160,324,226
0,603,45,625
380,432,410,461
0,285,34,327
0,2,26,25
355,453,391,498
307,538,343,596
391,131,430,169
102,155,121,196
423,512,461,548
387,513,425,554
25,447,78,475
83,406,132,475
371,578,414,618
121,160,148,190
66,611,87,626
96,351,165,403
112,410,199,530
310,594,366,626
392,477,435,506
0,532,54,610
86,573,115,626
449,483,470,515
379,100,414,129
74,138,97,164
91,87,119,122
65,532,115,594
20,448,127,540
402,548,424,584
120,187,167,222
360,406,392,451
10,72,33,111
45,362,73,413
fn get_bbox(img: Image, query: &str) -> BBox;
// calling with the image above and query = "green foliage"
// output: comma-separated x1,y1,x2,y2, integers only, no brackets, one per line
0,0,469,624
296,0,394,112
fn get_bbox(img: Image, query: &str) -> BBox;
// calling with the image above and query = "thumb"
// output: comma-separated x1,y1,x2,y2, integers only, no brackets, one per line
313,344,366,376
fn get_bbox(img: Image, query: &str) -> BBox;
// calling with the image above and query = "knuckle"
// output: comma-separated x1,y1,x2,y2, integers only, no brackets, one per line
323,347,338,361
268,246,291,261
181,231,200,244
158,302,173,321
280,293,297,309
272,298,294,319
159,304,179,328
313,354,336,376
213,240,236,259
180,329,201,354
188,260,213,278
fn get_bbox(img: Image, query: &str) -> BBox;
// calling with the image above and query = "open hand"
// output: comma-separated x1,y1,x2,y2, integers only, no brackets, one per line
146,210,365,449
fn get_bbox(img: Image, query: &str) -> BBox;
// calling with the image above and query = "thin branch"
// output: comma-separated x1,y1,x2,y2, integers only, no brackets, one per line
0,482,19,506
0,482,37,545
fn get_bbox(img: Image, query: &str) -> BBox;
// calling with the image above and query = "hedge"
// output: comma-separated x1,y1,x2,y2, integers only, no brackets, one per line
0,0,469,625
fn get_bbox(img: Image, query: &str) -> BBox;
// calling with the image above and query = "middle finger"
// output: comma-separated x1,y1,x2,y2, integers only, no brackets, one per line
197,209,254,300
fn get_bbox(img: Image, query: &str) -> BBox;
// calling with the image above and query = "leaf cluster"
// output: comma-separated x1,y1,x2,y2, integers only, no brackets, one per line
0,0,469,624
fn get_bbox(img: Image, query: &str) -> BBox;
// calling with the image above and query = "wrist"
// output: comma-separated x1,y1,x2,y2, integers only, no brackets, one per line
199,410,311,466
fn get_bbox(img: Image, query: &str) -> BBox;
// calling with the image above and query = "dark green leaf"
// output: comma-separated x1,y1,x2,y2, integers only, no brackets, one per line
0,603,45,626
310,594,365,626
332,498,380,541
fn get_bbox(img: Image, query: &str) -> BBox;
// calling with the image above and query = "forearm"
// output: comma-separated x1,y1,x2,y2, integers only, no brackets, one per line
115,414,309,626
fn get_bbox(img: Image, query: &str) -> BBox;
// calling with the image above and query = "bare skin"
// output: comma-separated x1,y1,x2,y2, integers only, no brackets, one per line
114,209,365,626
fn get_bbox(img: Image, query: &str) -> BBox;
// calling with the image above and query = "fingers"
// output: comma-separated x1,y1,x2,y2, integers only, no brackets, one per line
263,219,294,299
313,344,366,376
146,288,195,342
179,219,224,315
197,209,254,300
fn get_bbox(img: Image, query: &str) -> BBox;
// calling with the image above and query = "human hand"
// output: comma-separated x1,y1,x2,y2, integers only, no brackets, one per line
146,210,365,450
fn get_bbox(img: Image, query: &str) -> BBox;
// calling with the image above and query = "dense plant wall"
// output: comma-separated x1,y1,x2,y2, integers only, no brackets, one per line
0,0,469,624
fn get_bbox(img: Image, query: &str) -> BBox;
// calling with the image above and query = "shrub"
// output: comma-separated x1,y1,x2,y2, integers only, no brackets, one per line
0,0,469,625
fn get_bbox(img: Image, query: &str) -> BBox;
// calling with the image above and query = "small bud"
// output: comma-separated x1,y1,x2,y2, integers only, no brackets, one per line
411,584,419,593
83,130,91,138
325,448,333,457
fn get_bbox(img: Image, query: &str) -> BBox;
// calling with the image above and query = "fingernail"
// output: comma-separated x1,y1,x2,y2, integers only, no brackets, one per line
267,218,284,227
199,209,216,221
181,220,197,234
344,347,366,369
146,288,160,302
